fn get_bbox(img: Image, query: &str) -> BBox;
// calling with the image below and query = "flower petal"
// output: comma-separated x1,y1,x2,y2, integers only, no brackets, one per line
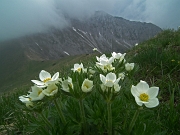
100,84,106,92
106,72,116,82
105,81,114,87
109,57,114,64
74,63,80,69
147,87,159,99
100,58,108,65
131,85,140,97
81,79,93,93
96,56,100,62
31,80,44,86
114,77,120,84
52,72,59,80
39,70,51,81
136,80,149,93
42,84,58,96
100,54,106,59
62,80,70,92
144,98,159,108
134,96,143,106
114,84,121,92
100,74,106,84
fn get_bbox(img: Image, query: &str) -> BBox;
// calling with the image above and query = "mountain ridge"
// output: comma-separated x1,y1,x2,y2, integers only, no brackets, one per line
0,11,162,61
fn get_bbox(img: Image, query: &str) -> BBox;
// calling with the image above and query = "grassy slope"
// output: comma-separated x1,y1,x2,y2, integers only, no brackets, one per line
0,45,97,93
128,29,180,100
0,40,26,93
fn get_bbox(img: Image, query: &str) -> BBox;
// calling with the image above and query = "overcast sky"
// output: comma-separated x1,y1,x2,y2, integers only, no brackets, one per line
0,0,180,42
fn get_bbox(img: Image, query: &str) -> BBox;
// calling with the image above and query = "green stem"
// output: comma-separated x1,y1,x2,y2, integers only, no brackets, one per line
128,109,140,134
79,99,87,134
40,112,53,129
107,101,112,135
54,99,67,125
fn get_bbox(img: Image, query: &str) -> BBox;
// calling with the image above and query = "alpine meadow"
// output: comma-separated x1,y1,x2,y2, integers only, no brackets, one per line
0,29,180,135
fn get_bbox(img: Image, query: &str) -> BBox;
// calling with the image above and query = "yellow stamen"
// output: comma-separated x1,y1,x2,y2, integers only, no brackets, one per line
50,88,56,93
77,68,82,72
83,83,89,89
139,93,149,102
38,91,42,95
106,80,113,83
68,83,73,88
43,78,51,83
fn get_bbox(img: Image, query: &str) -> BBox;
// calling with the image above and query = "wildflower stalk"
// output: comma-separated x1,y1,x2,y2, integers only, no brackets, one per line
54,99,67,125
79,99,87,134
107,101,112,135
128,108,140,134
40,112,53,129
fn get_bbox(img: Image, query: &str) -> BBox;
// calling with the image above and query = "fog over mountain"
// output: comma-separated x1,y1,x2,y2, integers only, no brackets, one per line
0,0,179,42
0,11,162,60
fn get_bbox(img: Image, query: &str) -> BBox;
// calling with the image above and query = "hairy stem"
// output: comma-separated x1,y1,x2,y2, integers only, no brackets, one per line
107,101,112,135
79,99,87,134
128,109,140,134
54,99,67,125
40,112,53,129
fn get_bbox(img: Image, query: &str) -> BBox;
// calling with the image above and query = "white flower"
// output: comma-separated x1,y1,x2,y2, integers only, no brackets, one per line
42,84,58,96
135,43,138,46
118,72,125,80
125,63,134,71
100,82,121,92
71,63,86,73
81,79,93,92
119,53,126,62
28,86,45,101
93,48,98,51
96,54,114,65
31,70,59,88
19,95,33,107
114,83,121,92
131,80,159,108
88,68,95,74
61,77,73,92
96,54,115,72
112,52,122,59
112,52,126,62
96,64,115,72
100,72,120,88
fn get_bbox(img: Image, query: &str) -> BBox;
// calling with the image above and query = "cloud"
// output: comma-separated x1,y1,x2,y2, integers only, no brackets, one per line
0,0,68,41
113,0,180,29
0,0,180,42
143,0,180,29
55,0,116,19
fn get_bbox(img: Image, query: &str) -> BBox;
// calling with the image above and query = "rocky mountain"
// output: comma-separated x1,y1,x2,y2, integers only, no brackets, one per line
0,11,162,61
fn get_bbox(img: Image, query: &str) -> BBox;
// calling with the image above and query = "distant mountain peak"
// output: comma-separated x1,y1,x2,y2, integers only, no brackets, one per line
94,11,111,16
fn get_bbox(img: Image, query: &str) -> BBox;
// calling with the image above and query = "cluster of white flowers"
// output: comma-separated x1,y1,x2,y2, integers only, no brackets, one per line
19,52,159,108
100,72,121,92
96,54,115,72
19,63,94,107
19,70,60,107
61,76,93,93
95,52,159,107
62,63,94,94
71,63,87,73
